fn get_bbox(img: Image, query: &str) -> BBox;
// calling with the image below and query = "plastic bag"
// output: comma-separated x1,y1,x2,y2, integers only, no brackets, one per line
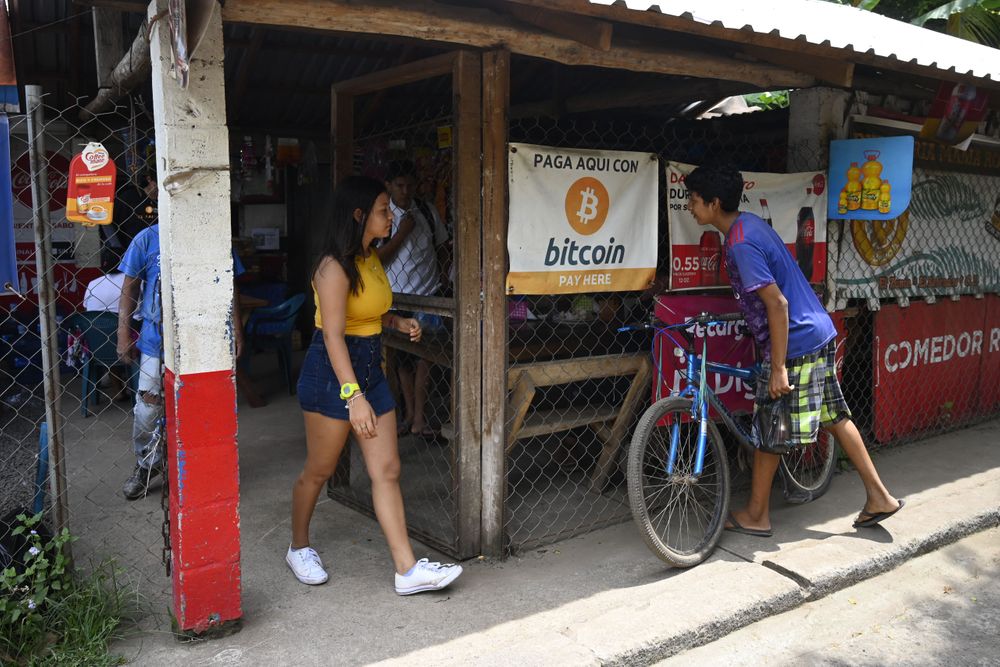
752,395,793,455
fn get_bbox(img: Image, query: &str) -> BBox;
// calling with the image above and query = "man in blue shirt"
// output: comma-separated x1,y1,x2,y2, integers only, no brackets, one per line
116,218,245,500
685,165,903,535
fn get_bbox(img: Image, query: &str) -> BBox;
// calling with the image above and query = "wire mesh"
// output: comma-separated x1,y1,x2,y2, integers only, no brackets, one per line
502,108,1000,555
2,92,173,608
326,90,462,556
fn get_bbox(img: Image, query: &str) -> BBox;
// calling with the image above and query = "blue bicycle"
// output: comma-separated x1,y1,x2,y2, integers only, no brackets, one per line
623,311,837,567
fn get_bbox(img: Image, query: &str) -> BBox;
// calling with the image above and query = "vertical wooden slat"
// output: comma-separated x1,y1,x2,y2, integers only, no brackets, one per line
331,89,354,184
480,49,510,558
452,50,483,559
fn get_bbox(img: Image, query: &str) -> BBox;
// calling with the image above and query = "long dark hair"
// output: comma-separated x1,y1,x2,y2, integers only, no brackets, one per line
314,175,386,295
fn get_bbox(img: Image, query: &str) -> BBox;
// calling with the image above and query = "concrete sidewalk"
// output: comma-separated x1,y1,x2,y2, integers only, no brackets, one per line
118,420,1000,666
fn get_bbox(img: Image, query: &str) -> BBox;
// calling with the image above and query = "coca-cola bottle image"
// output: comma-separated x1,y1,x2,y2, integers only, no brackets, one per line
699,231,722,287
937,83,978,144
796,204,815,282
759,198,773,227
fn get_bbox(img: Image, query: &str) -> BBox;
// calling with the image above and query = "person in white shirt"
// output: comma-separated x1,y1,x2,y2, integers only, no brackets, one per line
83,255,127,313
376,160,450,437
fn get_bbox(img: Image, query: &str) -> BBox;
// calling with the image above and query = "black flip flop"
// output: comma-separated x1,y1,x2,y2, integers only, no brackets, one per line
853,498,905,528
724,512,773,538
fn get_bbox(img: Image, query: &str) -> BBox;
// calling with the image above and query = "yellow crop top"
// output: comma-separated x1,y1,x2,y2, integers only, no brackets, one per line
314,252,393,336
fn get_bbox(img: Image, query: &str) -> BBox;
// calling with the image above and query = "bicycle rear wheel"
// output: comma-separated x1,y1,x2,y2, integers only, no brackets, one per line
779,429,837,504
627,396,730,567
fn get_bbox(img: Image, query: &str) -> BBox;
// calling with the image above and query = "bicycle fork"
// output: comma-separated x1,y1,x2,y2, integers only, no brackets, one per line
666,339,710,478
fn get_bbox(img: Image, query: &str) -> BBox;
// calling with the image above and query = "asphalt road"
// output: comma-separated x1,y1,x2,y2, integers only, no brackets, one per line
661,526,1000,667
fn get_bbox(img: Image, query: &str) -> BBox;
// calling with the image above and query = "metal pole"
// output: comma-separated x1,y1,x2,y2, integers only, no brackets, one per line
25,85,71,549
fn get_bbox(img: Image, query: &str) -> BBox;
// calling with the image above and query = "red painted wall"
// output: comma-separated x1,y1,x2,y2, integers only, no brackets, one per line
873,297,993,442
164,367,242,632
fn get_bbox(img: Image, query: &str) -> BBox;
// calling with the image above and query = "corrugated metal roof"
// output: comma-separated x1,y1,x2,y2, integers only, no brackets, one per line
589,0,1000,82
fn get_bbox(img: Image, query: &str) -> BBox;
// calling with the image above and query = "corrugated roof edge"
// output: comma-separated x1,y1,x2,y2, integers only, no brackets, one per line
585,0,1000,84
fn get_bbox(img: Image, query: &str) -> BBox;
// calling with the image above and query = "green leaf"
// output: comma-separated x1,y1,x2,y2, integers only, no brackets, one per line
11,608,21,622
11,526,24,536
856,0,882,10
913,0,990,26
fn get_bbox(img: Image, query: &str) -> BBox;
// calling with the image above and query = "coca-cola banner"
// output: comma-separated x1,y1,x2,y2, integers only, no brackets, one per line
666,162,827,290
507,143,658,294
873,297,1000,442
832,166,1000,301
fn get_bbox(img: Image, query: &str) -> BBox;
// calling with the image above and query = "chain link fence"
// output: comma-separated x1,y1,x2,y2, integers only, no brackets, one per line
500,99,1000,555
4,85,999,578
326,81,463,556
1,92,171,610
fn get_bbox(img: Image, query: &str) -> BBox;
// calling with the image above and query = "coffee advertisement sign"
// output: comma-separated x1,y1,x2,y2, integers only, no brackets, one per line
66,142,116,226
666,161,828,290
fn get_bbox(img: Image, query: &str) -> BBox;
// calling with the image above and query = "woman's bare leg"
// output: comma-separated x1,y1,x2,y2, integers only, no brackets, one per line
356,410,417,574
291,411,352,548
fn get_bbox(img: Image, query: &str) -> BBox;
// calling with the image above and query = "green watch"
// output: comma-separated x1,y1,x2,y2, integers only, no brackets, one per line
339,382,361,400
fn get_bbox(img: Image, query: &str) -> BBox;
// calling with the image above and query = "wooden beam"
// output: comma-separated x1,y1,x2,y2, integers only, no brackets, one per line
506,3,612,51
230,27,264,120
480,48,510,559
452,49,483,560
333,51,457,96
222,0,814,89
741,45,854,88
91,7,124,88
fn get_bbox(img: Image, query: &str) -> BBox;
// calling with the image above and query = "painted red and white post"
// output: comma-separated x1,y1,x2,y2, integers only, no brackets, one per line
148,0,241,633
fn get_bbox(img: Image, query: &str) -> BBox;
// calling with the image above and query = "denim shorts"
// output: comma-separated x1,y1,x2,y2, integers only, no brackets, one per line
297,331,396,421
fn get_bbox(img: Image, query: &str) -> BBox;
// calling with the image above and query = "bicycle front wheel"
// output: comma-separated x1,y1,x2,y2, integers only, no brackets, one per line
627,396,730,567
779,429,837,504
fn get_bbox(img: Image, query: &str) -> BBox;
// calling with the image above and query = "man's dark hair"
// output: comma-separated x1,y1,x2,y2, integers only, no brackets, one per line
385,159,416,182
686,165,744,213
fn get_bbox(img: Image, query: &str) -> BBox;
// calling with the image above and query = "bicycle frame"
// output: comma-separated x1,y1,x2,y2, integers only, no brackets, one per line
652,320,758,478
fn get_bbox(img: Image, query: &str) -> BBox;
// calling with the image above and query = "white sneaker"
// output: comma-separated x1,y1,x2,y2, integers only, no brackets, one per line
286,545,328,585
394,558,463,595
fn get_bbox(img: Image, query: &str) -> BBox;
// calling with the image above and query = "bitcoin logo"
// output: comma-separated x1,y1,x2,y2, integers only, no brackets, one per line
564,177,609,236
851,211,909,267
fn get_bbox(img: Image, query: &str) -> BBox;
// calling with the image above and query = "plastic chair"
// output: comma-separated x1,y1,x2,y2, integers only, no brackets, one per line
63,312,136,417
245,293,306,394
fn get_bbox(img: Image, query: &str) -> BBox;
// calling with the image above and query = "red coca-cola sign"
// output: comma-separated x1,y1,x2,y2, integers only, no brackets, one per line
12,151,70,211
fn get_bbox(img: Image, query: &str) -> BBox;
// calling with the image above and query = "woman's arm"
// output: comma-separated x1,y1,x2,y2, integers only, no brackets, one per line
314,257,377,437
381,312,422,342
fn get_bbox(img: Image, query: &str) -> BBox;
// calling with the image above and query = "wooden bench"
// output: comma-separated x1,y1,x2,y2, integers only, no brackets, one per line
438,352,650,491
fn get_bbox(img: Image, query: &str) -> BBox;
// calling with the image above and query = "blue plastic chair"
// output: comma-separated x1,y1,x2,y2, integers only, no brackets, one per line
63,312,137,417
245,293,306,394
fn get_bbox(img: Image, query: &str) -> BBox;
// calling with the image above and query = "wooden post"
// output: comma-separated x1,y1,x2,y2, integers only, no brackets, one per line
331,90,353,184
452,50,483,558
480,49,510,558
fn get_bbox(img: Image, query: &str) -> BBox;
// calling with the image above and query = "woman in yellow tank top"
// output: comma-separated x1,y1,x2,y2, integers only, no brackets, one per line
287,176,463,594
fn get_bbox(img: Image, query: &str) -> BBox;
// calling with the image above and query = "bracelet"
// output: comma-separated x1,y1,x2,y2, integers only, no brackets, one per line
345,392,365,409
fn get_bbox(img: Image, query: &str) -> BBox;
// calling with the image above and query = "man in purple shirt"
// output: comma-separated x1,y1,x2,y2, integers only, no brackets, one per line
685,165,903,535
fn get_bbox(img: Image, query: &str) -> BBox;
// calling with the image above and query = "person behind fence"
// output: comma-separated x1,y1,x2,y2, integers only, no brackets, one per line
288,175,463,594
116,183,246,501
684,164,904,536
375,159,450,437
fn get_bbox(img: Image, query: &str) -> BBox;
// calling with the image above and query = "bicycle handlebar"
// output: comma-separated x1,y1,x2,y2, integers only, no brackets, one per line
617,311,745,334
691,311,744,325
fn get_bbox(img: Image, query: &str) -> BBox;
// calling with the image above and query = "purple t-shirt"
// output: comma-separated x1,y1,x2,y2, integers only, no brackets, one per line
724,212,835,361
